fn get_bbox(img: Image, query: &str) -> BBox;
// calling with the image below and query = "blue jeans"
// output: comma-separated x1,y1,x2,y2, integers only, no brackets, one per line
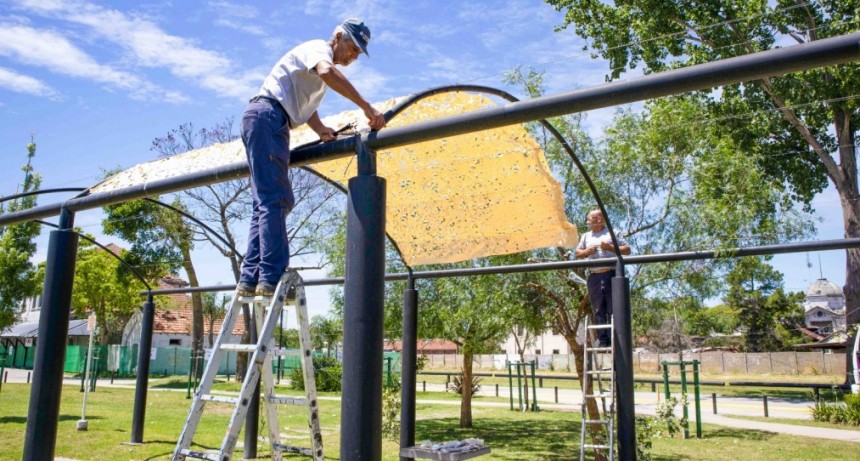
587,270,615,345
239,98,295,285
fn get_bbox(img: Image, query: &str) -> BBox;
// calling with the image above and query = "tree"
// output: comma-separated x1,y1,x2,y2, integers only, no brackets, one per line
310,314,342,357
725,256,804,351
71,240,147,344
0,138,42,331
547,0,860,338
201,291,229,348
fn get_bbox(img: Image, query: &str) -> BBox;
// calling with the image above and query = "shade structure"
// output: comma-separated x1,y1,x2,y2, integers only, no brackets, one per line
91,91,577,266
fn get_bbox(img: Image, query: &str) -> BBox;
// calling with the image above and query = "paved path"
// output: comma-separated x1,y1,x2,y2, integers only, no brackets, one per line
3,368,858,443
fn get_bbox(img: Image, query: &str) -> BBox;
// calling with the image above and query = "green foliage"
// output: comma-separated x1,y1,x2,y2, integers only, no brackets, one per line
0,139,42,331
725,257,805,351
381,384,401,442
635,416,657,461
276,327,301,349
310,315,343,357
102,198,184,281
546,0,860,328
72,240,147,343
654,394,689,438
811,393,860,426
448,373,482,397
289,355,342,392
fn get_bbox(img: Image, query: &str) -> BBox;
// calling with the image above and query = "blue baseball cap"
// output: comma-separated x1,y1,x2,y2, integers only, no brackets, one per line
341,18,371,57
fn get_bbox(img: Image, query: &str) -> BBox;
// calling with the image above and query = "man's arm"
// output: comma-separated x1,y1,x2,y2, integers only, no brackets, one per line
316,61,386,130
307,111,336,142
600,241,632,255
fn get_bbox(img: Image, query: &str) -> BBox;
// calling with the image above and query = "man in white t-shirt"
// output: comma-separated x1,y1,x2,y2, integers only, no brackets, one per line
575,209,631,347
237,18,386,297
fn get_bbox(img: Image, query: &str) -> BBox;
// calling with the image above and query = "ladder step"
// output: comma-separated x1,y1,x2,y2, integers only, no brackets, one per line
586,369,613,374
269,396,307,406
273,444,313,456
179,449,221,460
271,348,301,357
588,347,613,352
586,324,613,330
584,419,612,424
583,443,612,449
220,344,258,352
199,394,240,405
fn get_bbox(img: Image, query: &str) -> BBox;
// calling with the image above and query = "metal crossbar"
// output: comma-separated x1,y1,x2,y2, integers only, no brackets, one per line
172,270,323,461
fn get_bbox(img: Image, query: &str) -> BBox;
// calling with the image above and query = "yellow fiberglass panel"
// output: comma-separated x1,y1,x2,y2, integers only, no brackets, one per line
310,92,578,266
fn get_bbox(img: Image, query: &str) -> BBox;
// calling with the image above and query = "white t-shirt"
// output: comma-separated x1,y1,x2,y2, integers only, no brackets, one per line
257,39,334,128
577,227,629,260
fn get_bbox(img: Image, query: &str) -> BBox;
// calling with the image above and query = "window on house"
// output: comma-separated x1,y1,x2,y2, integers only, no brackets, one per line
552,349,560,354
517,325,524,336
169,339,181,346
535,349,541,355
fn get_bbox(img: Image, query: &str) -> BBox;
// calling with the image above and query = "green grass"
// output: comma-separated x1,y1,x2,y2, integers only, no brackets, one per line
1,382,858,460
719,414,860,431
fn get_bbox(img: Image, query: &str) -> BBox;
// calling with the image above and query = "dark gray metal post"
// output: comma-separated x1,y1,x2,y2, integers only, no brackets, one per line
341,139,386,461
23,209,78,461
613,261,635,461
130,292,155,443
244,306,260,459
400,275,418,460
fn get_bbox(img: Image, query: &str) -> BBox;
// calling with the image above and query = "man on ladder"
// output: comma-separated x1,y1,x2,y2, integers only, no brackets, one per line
575,209,630,347
236,17,386,298
173,18,386,461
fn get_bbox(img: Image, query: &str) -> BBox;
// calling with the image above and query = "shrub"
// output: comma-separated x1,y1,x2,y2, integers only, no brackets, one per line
382,385,401,441
289,356,342,392
448,372,482,397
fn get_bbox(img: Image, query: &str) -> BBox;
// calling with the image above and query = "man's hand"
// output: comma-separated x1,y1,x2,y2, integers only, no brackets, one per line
317,126,337,142
600,242,614,251
365,106,386,130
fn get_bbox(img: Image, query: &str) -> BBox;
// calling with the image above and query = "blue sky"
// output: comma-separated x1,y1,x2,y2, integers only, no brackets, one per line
0,0,850,322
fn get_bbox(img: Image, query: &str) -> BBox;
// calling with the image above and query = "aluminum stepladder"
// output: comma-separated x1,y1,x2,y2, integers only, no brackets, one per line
173,269,323,461
579,317,615,461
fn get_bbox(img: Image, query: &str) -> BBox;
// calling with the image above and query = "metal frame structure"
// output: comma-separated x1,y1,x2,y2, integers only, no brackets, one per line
0,32,857,461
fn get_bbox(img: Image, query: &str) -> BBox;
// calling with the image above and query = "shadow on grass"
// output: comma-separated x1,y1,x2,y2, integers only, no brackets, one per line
0,414,98,424
416,415,579,460
700,427,777,441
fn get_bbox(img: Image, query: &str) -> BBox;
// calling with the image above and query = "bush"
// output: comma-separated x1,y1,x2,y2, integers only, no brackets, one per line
382,385,401,442
289,356,342,392
811,393,860,426
448,372,481,397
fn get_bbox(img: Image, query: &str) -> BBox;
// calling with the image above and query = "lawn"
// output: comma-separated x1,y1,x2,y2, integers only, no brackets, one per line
0,382,858,460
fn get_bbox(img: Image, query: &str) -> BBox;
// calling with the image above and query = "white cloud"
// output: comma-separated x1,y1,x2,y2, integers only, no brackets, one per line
0,66,59,98
13,0,257,100
0,22,183,102
207,0,265,36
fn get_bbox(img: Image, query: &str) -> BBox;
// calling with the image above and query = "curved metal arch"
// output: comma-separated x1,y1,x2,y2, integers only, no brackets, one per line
35,220,152,292
1,186,243,260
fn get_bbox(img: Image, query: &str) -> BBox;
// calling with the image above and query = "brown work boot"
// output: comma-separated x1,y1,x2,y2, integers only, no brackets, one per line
236,281,256,297
255,281,277,297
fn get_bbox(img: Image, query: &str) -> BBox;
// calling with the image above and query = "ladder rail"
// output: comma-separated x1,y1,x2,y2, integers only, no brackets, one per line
173,296,245,460
580,316,616,461
172,269,324,461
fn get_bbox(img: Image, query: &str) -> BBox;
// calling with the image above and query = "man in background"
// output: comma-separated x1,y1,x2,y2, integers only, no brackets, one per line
575,209,631,347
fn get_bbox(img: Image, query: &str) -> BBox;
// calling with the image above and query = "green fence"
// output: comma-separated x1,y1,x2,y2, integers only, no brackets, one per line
1,344,36,369
0,345,401,378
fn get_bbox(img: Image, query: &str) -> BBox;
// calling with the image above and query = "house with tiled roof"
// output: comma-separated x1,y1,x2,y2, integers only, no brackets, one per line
122,275,246,348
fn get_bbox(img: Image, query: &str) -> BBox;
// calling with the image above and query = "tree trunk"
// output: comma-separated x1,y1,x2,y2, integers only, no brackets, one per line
180,243,204,378
460,350,474,428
